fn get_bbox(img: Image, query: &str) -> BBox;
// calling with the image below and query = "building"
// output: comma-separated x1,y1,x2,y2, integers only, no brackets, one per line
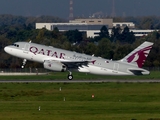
130,29,156,37
36,22,108,32
36,18,155,38
36,18,113,32
70,18,113,28
113,22,135,29
86,29,156,38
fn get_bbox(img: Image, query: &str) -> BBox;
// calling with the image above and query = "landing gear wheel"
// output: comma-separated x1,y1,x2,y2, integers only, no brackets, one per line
68,74,73,80
67,70,73,80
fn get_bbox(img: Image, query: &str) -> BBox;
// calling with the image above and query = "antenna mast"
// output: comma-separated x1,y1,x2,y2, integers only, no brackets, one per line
111,0,116,17
69,0,74,20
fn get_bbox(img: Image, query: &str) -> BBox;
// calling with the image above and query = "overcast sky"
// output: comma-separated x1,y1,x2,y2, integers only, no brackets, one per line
0,0,160,18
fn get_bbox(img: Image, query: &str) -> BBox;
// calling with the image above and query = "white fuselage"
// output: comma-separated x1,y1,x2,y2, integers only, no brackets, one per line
4,42,150,75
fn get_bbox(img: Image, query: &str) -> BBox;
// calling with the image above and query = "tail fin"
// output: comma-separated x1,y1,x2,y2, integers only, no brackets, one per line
120,41,153,68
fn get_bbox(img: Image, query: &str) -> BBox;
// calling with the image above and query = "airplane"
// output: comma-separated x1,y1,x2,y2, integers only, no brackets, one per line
4,41,153,80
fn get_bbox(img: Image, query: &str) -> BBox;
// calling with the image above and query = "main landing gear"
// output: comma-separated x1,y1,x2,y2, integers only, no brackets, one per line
67,71,73,80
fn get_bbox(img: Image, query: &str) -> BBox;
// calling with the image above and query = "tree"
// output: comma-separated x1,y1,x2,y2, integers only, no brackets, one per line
110,27,122,42
121,26,135,44
65,29,83,43
96,38,114,59
99,26,110,38
94,26,110,42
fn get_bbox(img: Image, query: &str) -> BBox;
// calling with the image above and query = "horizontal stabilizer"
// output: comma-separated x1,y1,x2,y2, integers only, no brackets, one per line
128,68,150,75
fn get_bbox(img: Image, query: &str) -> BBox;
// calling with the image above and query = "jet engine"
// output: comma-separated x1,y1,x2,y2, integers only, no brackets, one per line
43,60,67,72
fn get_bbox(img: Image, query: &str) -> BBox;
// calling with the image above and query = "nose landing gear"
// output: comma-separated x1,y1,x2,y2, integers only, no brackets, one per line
21,59,27,68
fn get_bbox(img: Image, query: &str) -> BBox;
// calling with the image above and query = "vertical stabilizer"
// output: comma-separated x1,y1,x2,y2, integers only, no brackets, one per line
120,41,153,68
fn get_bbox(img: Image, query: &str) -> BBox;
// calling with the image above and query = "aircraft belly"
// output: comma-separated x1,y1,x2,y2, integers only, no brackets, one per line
87,65,129,75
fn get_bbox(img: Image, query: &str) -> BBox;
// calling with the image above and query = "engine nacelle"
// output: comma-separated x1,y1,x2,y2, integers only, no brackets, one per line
43,60,67,72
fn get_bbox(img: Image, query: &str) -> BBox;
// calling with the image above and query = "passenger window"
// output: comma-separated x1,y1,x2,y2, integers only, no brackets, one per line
12,44,19,47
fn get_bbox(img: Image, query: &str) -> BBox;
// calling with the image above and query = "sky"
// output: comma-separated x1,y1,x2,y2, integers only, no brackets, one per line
0,0,160,19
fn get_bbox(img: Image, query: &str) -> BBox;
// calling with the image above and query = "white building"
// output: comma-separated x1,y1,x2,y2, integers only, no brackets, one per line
113,22,135,29
70,18,113,28
86,29,156,38
130,29,156,37
36,19,156,38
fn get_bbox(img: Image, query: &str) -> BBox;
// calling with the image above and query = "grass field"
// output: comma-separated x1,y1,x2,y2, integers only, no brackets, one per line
1,82,160,120
0,71,160,120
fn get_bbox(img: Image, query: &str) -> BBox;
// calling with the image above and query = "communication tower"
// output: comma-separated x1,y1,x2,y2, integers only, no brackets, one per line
69,0,74,20
111,0,116,17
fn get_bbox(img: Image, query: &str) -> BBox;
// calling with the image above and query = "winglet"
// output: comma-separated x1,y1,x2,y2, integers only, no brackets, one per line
120,41,153,68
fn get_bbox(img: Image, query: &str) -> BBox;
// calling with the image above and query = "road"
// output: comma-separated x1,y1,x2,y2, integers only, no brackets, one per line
0,79,159,83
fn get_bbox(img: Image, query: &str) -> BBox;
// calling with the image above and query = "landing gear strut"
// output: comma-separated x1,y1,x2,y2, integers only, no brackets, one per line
21,59,27,68
67,71,73,80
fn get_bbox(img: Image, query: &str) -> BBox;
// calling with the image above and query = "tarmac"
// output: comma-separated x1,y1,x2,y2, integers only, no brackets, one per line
0,72,47,76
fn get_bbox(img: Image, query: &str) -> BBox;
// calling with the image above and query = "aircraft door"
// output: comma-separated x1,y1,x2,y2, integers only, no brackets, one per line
23,43,30,54
113,63,119,71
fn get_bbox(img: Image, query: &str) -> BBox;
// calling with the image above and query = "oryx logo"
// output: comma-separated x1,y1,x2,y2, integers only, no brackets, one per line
127,45,152,68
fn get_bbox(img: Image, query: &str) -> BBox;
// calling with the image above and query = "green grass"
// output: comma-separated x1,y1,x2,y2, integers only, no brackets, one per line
0,71,160,80
1,82,160,120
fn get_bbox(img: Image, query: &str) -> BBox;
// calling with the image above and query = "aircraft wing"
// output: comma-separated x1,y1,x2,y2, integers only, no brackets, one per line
62,60,91,68
43,59,93,72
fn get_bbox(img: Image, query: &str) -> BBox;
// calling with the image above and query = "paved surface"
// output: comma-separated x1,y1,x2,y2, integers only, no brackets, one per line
0,79,159,83
0,73,47,75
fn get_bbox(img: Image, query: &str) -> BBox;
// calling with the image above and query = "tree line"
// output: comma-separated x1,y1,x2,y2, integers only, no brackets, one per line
0,15,160,69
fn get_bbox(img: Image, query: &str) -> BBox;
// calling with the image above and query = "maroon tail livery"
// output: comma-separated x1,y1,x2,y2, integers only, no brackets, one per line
121,41,153,68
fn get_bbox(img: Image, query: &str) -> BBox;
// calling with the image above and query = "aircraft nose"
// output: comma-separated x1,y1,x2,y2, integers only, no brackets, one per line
4,46,11,53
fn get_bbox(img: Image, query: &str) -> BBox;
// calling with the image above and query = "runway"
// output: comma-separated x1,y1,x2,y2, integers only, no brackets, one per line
0,79,160,83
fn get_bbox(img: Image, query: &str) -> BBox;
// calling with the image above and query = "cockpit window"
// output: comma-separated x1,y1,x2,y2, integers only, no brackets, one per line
12,44,19,47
